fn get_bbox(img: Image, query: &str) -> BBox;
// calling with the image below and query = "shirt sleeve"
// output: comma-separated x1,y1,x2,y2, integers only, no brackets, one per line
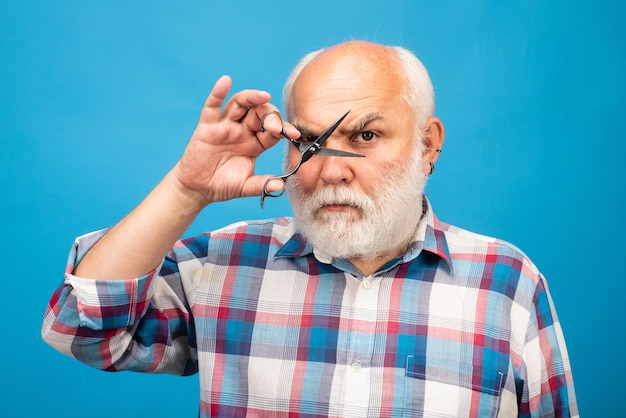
518,273,579,417
41,230,198,376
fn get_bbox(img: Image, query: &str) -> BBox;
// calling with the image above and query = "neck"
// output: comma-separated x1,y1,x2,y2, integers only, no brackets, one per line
349,256,398,277
349,239,412,276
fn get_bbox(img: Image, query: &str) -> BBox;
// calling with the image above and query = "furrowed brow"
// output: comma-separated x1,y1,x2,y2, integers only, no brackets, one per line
339,113,384,135
293,113,384,138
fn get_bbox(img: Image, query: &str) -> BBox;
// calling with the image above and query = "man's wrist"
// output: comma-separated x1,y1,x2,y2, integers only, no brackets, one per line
164,166,211,216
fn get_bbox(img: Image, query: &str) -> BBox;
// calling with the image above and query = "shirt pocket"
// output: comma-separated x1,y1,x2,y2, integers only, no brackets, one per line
403,355,505,418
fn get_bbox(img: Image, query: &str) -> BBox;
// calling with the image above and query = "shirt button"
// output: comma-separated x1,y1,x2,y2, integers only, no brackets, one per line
362,280,371,290
351,361,361,372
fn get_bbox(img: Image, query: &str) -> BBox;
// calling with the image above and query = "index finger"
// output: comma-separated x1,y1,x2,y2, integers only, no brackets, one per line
199,75,233,124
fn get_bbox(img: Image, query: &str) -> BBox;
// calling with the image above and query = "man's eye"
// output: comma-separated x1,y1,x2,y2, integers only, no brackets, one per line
359,131,375,142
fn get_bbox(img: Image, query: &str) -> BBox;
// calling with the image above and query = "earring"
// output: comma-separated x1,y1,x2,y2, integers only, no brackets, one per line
429,162,435,174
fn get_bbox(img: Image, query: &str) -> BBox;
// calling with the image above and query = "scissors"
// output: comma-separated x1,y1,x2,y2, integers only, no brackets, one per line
260,109,365,208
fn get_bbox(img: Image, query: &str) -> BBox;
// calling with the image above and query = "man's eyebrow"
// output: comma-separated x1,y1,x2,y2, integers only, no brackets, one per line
292,113,385,137
339,113,384,135
291,122,318,137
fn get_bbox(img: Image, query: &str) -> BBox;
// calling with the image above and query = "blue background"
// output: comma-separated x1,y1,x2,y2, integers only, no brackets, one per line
1,0,623,416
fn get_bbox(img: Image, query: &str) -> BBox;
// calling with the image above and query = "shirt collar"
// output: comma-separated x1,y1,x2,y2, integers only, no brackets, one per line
275,196,453,273
407,197,454,272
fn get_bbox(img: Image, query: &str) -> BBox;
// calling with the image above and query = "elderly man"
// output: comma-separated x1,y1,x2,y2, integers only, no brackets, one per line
42,41,578,417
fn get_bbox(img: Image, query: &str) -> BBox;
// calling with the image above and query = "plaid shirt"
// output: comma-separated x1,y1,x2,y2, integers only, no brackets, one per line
42,199,577,417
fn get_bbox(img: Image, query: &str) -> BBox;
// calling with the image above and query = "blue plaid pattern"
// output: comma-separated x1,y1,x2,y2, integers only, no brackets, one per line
42,199,578,417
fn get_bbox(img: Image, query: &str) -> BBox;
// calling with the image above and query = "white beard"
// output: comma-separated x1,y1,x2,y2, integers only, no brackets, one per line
285,146,428,262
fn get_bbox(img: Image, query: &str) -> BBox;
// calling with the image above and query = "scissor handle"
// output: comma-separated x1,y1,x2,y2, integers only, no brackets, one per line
259,110,289,138
260,175,288,208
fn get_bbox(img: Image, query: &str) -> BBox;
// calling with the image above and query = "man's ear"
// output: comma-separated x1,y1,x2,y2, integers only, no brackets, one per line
421,117,445,175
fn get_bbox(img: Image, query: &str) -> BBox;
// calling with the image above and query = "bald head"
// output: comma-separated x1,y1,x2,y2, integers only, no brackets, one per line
297,41,403,81
283,41,434,125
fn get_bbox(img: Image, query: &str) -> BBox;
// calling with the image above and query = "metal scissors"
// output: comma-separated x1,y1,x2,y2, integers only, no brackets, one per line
260,109,365,208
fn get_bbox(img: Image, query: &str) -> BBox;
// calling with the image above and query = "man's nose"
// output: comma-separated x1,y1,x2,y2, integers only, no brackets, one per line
317,146,355,185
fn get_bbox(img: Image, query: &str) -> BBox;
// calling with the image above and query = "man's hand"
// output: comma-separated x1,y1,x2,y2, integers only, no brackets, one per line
74,76,299,280
172,75,300,208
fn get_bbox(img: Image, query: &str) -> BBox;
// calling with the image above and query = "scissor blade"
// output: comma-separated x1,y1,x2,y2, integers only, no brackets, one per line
299,110,351,164
291,140,363,158
316,148,365,158
314,109,351,147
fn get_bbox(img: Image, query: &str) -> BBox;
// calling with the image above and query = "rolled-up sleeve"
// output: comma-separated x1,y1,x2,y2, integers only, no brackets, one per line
42,230,197,376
